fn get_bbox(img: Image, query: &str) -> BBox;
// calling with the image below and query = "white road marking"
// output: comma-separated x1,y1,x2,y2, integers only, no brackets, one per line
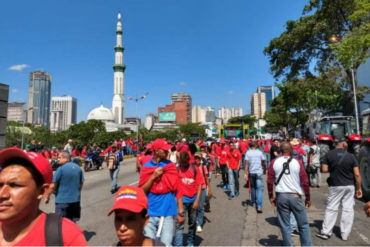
356,230,370,245
128,180,139,186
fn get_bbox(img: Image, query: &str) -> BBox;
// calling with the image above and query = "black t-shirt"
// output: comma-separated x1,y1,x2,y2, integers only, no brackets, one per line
322,148,358,186
270,145,280,160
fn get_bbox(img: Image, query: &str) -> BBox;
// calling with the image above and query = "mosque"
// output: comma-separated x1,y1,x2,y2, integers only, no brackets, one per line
87,13,136,133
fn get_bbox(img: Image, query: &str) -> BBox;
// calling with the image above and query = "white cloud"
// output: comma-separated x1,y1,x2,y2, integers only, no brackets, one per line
8,64,29,71
228,90,234,95
179,81,187,86
11,88,18,94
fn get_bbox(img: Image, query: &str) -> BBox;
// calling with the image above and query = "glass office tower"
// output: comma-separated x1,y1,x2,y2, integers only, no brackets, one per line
27,71,51,127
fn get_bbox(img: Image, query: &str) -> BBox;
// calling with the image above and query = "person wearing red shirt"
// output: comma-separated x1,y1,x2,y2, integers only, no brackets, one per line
227,142,242,199
176,139,190,153
0,148,87,246
174,151,203,247
217,139,230,189
239,140,249,170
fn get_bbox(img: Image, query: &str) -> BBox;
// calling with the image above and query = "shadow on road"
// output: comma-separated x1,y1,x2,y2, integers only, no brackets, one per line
83,230,96,241
310,219,342,238
265,216,279,227
258,234,281,246
183,233,203,246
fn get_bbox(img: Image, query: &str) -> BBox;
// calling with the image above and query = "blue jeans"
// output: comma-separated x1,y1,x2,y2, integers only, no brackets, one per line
174,202,196,246
249,173,264,208
109,167,120,190
290,212,297,232
145,215,175,246
228,168,239,196
264,152,270,169
197,189,207,226
241,154,246,169
276,193,312,246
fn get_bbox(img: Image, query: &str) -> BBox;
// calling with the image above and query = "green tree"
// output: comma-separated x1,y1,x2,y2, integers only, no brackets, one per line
178,123,206,140
228,115,257,128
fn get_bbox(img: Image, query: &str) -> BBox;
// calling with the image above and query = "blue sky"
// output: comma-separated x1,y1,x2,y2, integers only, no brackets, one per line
1,0,308,122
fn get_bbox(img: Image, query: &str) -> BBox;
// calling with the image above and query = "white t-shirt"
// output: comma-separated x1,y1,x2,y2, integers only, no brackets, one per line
245,149,266,175
272,156,304,196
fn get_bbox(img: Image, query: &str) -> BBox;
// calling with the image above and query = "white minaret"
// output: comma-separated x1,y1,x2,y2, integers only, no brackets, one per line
112,12,125,124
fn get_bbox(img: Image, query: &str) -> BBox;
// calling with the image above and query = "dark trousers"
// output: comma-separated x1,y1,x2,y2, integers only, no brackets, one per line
220,164,229,185
174,202,197,246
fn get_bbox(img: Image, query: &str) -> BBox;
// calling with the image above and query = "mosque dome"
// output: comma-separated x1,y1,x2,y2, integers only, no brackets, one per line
87,105,115,122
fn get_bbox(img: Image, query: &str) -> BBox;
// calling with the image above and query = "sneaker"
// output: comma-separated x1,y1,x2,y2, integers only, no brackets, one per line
110,189,115,194
228,195,234,200
223,185,227,190
235,191,239,197
257,207,263,213
196,225,202,233
291,230,300,237
316,232,330,240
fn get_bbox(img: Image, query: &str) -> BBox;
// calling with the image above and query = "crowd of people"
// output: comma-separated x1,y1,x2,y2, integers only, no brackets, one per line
0,135,369,246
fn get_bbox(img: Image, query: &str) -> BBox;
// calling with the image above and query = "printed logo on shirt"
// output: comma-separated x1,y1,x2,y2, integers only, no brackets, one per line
181,177,195,185
117,189,137,200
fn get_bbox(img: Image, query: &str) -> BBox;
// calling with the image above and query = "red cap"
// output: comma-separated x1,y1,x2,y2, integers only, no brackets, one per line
151,138,172,151
220,138,226,144
0,147,53,184
108,186,148,216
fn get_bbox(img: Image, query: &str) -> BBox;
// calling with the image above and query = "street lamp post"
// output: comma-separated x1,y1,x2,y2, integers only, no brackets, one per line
351,67,360,134
127,93,148,147
329,35,360,134
21,107,32,150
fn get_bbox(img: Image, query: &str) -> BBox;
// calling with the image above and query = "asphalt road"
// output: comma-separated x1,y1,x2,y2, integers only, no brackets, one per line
41,159,370,246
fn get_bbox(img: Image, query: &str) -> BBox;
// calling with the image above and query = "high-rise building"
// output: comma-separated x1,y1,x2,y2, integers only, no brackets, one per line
257,86,275,111
218,107,232,123
251,92,266,119
27,71,51,127
7,102,25,123
192,106,216,124
0,83,9,150
112,12,126,124
231,107,243,118
169,93,192,123
50,96,77,132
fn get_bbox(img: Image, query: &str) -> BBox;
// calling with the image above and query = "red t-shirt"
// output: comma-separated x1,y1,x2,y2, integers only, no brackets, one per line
197,164,208,189
0,213,87,246
177,142,189,153
178,165,204,198
228,149,242,169
239,141,249,154
218,145,230,164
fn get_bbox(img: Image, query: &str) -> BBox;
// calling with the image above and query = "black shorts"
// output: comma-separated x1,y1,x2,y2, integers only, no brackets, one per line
55,202,81,221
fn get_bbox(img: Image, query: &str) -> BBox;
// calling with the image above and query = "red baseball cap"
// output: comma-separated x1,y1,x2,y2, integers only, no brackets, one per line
108,185,148,216
151,138,172,151
0,147,53,184
220,138,226,144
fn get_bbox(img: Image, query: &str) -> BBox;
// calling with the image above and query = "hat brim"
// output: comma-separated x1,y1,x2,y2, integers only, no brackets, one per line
107,202,145,216
0,148,32,167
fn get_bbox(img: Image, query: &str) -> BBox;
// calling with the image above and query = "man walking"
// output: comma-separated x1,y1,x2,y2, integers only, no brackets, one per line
244,141,266,212
228,142,241,199
316,138,362,241
64,139,74,155
217,138,230,189
267,142,311,246
106,143,123,193
49,150,84,222
139,138,183,246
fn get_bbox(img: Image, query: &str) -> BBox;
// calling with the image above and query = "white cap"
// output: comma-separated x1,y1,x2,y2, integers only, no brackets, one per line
182,138,186,142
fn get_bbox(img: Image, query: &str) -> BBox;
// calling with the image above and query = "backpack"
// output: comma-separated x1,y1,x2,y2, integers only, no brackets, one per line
203,156,211,171
45,213,63,246
108,153,118,170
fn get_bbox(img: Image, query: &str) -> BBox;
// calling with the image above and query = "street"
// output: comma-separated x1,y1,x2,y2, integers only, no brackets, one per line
41,158,370,246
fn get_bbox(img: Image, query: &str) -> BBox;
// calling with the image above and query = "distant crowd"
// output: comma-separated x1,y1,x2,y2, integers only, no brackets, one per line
0,135,369,246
